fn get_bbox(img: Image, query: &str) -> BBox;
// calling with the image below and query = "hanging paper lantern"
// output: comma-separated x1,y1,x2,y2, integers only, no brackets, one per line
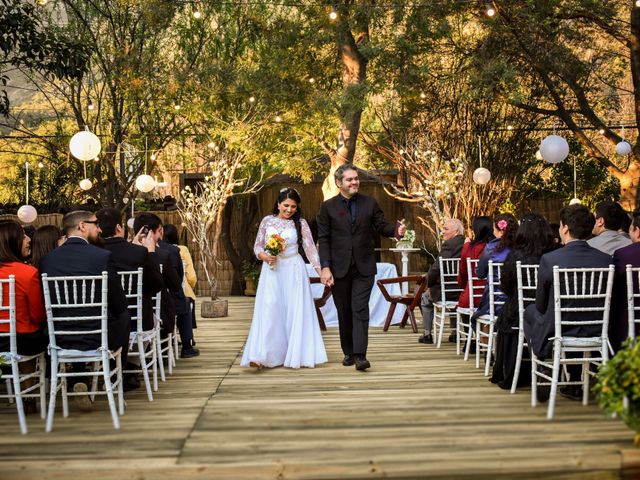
473,167,491,185
126,218,135,229
79,178,93,190
615,141,632,156
539,135,569,164
135,174,156,192
535,150,543,161
569,197,582,205
69,130,102,161
17,205,38,224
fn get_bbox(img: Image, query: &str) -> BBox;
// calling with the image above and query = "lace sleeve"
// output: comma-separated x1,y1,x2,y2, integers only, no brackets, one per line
254,216,270,258
300,219,320,269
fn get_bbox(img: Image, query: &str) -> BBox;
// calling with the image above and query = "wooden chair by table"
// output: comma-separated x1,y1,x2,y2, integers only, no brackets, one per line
309,277,331,331
531,265,614,420
377,275,428,333
0,275,47,434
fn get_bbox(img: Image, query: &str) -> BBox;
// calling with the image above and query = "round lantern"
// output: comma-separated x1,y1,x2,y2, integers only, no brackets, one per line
135,174,156,193
17,205,38,224
615,141,632,156
69,130,102,161
473,167,491,185
569,197,582,205
126,218,135,229
79,178,93,190
539,135,569,164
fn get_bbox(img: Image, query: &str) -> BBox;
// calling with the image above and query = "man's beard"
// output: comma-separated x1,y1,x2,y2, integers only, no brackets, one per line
89,234,105,248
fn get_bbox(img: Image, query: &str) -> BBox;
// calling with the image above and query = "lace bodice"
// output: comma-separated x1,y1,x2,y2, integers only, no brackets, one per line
254,215,320,269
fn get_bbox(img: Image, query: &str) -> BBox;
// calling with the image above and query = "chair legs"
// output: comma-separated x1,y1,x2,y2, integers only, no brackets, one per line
102,353,120,430
511,331,525,394
10,360,27,434
382,303,397,332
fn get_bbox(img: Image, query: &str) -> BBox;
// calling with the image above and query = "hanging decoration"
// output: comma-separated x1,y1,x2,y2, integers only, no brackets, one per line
539,134,569,164
69,126,102,161
135,138,157,192
17,162,37,224
615,126,632,156
569,155,580,205
473,137,491,185
79,161,92,191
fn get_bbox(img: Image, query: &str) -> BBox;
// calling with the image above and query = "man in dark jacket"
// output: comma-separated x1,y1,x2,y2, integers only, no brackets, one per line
419,219,465,344
317,164,405,371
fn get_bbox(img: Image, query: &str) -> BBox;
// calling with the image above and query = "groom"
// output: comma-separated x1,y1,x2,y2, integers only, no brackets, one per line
317,164,405,371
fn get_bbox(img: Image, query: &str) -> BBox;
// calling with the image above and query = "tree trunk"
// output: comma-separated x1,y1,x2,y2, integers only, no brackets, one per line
322,19,368,201
610,158,640,210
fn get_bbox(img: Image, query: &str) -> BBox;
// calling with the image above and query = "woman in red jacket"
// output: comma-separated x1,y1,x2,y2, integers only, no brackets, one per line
0,220,47,356
457,216,492,309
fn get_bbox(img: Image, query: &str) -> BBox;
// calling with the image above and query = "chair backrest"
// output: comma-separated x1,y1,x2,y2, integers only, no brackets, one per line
625,265,640,340
466,257,484,308
552,265,614,341
439,257,463,301
41,272,109,351
117,268,143,333
487,261,504,317
516,262,539,331
0,275,16,355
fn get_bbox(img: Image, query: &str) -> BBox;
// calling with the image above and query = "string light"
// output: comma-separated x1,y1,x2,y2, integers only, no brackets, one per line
88,103,95,111
309,78,315,84
193,7,202,18
420,92,426,99
174,104,181,110
506,125,513,131
208,141,216,149
150,153,157,160
275,114,282,123
37,162,44,168
636,0,640,7
486,5,495,16
599,128,605,134
249,96,255,103
329,8,338,20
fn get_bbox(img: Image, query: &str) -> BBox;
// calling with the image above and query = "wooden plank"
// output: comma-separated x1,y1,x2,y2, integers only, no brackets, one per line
0,296,636,479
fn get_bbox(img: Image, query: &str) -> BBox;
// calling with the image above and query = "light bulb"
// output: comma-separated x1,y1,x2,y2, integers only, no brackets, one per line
507,125,513,131
636,0,640,7
88,103,95,111
329,10,338,20
309,78,315,83
249,96,255,103
150,153,157,161
420,92,426,99
487,7,495,16
599,128,605,134
174,104,180,110
193,10,201,18
37,162,44,169
208,142,215,149
275,115,282,123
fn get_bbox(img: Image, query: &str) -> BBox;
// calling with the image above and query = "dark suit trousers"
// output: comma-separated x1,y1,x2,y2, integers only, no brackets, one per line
332,264,374,357
109,310,131,367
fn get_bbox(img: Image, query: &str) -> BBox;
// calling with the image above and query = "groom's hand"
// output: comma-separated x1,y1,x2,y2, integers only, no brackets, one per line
397,219,407,237
320,267,334,287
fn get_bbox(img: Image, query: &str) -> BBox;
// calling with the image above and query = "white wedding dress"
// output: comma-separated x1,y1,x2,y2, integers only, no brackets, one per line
241,215,328,369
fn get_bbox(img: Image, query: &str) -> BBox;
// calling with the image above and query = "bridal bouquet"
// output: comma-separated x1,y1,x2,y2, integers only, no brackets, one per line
264,233,286,270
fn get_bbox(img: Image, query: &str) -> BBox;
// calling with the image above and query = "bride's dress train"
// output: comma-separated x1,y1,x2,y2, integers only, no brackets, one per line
241,215,327,369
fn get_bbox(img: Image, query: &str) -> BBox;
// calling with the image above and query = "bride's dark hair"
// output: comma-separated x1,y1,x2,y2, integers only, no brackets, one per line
272,187,304,255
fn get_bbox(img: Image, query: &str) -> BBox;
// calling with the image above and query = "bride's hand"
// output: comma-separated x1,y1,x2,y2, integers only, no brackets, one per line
260,253,277,266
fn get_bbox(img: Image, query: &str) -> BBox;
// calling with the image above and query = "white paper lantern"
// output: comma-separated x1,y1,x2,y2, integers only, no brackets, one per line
79,178,93,190
539,135,569,164
126,218,135,229
135,174,156,192
615,141,632,156
569,197,582,205
69,130,102,161
535,150,543,161
473,167,491,185
17,205,38,224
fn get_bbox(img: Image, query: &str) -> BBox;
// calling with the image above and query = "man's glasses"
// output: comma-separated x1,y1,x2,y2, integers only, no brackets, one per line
82,220,99,225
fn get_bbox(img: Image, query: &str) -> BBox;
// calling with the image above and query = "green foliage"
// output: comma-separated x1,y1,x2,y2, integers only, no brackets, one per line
594,338,640,444
241,260,261,284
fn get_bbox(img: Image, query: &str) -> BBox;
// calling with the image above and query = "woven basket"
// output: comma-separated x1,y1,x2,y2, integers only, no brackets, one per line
201,299,228,318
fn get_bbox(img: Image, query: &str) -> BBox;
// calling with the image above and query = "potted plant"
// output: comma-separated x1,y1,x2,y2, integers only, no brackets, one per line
594,337,640,446
178,145,258,318
242,260,260,296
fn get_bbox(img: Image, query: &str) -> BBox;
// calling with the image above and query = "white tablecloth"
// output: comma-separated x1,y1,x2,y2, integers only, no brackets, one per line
307,263,407,327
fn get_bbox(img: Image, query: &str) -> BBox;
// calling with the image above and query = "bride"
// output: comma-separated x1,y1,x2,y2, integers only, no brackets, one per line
241,187,328,369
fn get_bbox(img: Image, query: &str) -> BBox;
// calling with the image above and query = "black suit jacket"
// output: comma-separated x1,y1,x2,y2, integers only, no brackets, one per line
154,244,182,333
158,241,188,316
39,237,129,350
524,240,613,358
317,193,397,278
426,235,465,302
103,237,164,331
611,242,640,351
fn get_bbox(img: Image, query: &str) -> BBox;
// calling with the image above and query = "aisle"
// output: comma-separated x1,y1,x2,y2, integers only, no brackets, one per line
0,297,637,479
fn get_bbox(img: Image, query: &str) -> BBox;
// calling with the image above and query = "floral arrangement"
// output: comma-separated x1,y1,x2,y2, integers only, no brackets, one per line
396,229,416,248
264,233,286,269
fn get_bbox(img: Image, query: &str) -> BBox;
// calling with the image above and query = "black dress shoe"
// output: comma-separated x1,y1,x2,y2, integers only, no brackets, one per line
342,355,355,366
123,374,140,392
355,357,371,371
559,385,583,401
418,334,433,344
180,346,200,358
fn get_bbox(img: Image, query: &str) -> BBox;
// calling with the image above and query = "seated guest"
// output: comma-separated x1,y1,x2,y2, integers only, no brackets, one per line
419,218,465,344
610,210,640,352
524,204,613,399
39,211,131,409
133,213,199,358
490,213,555,389
30,225,62,268
457,216,492,310
473,213,518,320
164,224,198,335
0,220,48,356
587,201,632,255
96,208,164,332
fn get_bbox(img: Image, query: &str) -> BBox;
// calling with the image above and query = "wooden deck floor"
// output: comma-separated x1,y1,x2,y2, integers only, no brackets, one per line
0,297,638,479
